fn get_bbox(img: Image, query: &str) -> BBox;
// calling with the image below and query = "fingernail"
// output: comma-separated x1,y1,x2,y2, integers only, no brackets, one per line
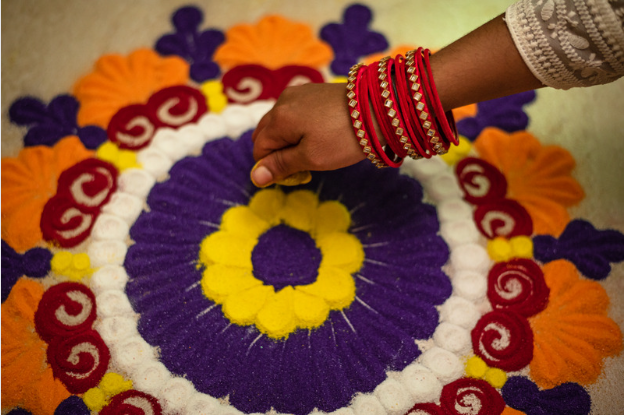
251,163,273,187
277,170,312,186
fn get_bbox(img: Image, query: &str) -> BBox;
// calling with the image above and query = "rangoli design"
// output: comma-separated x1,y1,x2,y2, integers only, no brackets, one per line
2,4,623,415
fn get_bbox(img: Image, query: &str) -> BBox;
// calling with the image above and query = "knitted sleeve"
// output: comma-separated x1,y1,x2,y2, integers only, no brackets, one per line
506,0,624,89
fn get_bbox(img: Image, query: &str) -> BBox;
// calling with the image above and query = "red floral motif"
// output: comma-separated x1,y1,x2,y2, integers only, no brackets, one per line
46,329,110,394
108,85,207,150
456,157,507,205
440,378,505,415
40,158,117,247
107,105,156,150
222,64,324,104
487,259,549,317
474,199,533,239
33,282,109,394
472,310,534,372
100,390,162,415
34,282,97,343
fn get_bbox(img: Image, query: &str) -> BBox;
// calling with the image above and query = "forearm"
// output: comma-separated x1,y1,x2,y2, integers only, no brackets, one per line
431,13,544,111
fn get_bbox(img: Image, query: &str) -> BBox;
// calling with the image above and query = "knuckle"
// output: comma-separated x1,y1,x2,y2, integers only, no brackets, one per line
271,151,290,177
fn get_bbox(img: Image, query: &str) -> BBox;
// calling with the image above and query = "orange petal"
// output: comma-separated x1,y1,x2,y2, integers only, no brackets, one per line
214,15,333,70
1,137,93,252
74,48,189,128
529,260,623,388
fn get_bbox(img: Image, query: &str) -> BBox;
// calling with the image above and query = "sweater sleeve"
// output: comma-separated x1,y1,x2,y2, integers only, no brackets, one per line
506,0,624,89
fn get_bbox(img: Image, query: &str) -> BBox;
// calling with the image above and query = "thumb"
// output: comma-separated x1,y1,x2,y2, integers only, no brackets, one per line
250,147,311,188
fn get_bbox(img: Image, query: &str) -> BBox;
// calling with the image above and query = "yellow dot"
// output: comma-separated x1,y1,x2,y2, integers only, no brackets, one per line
465,355,488,378
72,253,91,270
51,251,73,273
485,367,507,388
117,150,139,171
487,237,513,262
96,141,120,164
332,76,349,83
510,236,533,259
99,372,133,396
441,136,472,166
83,387,107,411
200,80,228,113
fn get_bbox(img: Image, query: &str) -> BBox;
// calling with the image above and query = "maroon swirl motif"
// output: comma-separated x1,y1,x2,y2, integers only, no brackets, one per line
34,282,97,342
406,403,445,415
148,85,208,128
474,199,533,239
57,158,118,212
487,259,549,317
108,104,158,150
455,157,507,205
222,64,278,104
222,64,324,104
100,390,163,415
40,194,96,248
46,329,110,393
40,158,117,247
440,378,505,415
471,310,534,372
274,65,325,90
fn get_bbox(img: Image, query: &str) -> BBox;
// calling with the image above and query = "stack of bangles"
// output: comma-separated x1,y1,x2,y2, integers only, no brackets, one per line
347,48,459,168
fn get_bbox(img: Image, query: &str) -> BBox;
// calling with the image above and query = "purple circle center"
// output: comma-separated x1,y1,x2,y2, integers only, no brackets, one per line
251,225,321,290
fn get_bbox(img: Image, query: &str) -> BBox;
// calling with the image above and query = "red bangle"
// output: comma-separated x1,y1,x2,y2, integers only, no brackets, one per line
347,63,386,167
366,58,404,157
408,48,447,155
381,58,421,159
422,50,459,146
366,58,407,159
393,54,428,159
359,65,402,168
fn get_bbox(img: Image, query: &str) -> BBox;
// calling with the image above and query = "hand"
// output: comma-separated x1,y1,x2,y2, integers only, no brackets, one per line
251,82,365,187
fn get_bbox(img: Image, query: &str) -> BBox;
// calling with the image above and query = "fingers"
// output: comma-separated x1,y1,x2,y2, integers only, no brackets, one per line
250,145,309,188
251,111,271,143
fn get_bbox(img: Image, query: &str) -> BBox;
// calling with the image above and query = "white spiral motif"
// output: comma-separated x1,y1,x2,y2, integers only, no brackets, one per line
157,97,198,126
116,116,155,147
69,167,114,208
66,341,100,379
226,77,263,103
55,290,94,327
58,207,93,239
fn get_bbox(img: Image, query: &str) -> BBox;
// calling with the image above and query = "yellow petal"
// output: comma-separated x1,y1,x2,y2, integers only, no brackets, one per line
201,263,261,303
221,205,270,238
280,190,318,232
314,201,351,236
298,266,355,310
249,188,286,225
317,232,365,274
199,231,255,268
293,289,330,329
256,286,297,338
223,285,274,326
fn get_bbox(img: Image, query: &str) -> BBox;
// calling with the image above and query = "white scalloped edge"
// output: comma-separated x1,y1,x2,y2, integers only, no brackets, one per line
88,100,492,415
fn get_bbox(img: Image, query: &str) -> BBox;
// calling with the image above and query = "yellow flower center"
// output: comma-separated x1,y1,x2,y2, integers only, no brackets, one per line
198,189,365,339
